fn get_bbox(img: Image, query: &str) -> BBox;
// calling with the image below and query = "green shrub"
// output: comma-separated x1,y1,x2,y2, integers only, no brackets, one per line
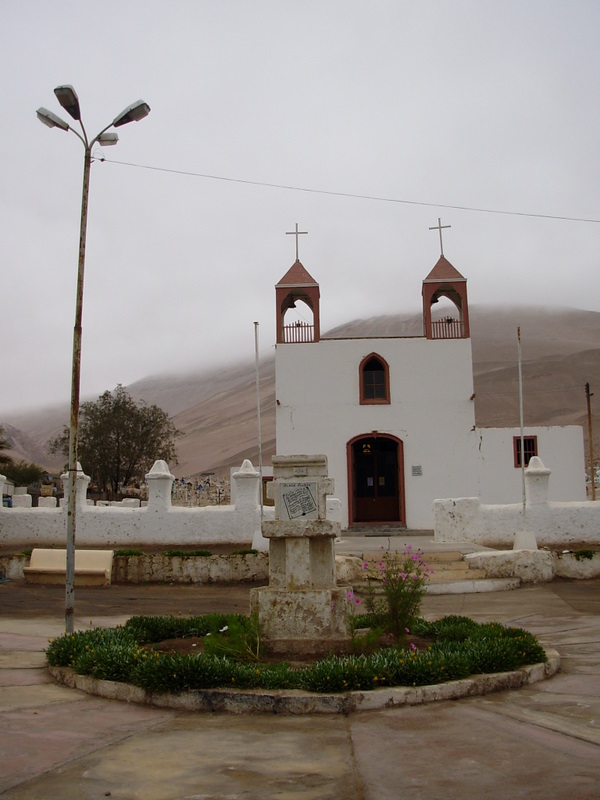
351,626,386,655
201,614,261,663
299,654,378,693
114,549,144,557
397,647,473,686
74,639,144,682
46,613,548,695
46,626,135,668
251,662,297,690
426,615,481,642
161,549,212,558
124,613,237,643
230,548,259,556
132,653,234,693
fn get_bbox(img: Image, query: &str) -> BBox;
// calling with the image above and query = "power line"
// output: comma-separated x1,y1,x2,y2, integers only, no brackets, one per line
95,156,600,225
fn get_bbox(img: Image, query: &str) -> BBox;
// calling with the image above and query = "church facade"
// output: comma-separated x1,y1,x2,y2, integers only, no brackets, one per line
273,254,586,530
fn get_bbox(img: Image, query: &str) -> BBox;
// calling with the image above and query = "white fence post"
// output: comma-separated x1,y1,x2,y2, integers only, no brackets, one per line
61,462,90,509
145,460,175,511
524,456,551,508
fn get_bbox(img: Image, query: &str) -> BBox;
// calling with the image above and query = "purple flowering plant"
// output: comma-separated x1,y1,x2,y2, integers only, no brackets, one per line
364,545,432,639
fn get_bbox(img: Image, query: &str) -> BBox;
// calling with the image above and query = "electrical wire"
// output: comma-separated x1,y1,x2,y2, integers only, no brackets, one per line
95,155,600,225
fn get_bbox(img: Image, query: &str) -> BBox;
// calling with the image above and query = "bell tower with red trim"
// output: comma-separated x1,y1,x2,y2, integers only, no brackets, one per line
422,256,470,340
275,260,321,344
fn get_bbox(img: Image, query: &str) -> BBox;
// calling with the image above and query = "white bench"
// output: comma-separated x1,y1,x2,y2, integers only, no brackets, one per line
23,549,114,586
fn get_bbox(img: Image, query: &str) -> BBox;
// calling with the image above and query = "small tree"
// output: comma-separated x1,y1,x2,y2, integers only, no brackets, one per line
48,385,180,498
0,425,13,470
3,460,46,487
363,546,432,640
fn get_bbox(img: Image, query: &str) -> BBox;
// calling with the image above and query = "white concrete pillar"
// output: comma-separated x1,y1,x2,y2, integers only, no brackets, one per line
61,463,91,509
232,459,260,511
525,456,551,508
232,460,265,549
145,460,175,511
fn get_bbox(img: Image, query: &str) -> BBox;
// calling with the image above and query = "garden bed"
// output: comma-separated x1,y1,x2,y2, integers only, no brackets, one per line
45,611,557,714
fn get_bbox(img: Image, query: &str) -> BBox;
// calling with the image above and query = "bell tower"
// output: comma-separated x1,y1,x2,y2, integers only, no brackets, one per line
275,260,321,344
422,256,470,340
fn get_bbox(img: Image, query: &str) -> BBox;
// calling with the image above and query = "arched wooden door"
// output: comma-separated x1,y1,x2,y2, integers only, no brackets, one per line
348,434,405,525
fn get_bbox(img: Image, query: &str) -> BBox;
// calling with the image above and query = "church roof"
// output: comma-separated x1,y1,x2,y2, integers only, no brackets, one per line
423,256,467,283
276,260,319,288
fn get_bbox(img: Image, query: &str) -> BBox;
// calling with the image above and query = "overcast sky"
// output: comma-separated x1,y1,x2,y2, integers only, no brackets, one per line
2,1,599,414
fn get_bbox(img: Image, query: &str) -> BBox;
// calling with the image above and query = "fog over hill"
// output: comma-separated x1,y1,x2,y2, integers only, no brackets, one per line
2,305,599,478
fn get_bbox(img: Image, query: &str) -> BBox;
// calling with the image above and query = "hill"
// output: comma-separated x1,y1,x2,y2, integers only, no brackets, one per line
2,305,599,478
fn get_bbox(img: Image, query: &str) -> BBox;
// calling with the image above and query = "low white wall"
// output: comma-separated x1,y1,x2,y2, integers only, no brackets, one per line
0,460,262,549
465,550,600,582
434,457,600,547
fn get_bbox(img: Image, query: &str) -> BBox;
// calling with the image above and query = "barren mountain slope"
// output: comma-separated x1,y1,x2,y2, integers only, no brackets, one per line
2,306,599,476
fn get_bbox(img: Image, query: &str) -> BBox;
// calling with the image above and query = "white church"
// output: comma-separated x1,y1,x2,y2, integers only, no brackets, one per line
273,240,586,531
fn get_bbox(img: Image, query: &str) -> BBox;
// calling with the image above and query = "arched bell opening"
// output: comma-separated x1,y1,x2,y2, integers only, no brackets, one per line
279,294,316,343
275,261,321,344
422,257,470,340
427,287,466,339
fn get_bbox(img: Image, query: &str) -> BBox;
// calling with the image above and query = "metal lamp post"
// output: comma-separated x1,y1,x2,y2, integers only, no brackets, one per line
37,86,150,632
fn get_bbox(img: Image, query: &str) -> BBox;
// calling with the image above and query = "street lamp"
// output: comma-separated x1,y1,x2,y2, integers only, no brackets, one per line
37,86,150,633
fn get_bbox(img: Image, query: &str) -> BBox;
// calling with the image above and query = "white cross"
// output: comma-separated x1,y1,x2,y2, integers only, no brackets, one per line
286,223,308,261
429,218,451,257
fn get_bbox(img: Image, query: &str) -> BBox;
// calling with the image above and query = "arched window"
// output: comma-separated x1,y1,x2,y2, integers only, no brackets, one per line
359,354,390,405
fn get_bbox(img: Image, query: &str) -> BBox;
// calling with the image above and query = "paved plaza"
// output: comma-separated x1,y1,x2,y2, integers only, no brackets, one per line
1,539,599,799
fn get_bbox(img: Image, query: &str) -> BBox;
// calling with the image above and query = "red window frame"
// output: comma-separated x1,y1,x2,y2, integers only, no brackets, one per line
359,353,390,405
513,435,538,468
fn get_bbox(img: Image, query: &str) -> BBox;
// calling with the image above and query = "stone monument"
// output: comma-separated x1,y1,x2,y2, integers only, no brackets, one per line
250,454,352,657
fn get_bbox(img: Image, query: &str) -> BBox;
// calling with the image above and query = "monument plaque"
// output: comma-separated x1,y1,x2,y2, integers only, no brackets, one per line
280,482,318,520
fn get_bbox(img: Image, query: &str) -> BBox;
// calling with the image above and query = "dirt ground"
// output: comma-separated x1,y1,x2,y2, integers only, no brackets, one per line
0,580,256,619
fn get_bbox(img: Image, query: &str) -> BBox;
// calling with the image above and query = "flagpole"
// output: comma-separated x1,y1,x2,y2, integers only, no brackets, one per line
518,326,526,511
254,321,263,519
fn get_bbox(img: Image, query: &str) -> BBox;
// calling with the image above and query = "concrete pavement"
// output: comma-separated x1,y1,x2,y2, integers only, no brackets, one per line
1,545,599,798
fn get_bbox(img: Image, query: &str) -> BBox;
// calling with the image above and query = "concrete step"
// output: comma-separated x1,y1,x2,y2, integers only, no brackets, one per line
360,551,463,565
425,578,521,595
427,568,488,583
425,560,471,572
353,576,520,596
353,550,521,594
424,552,465,563
348,527,434,537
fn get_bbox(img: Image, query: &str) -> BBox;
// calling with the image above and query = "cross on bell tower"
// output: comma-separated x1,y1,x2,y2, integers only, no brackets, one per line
286,222,308,262
429,217,451,257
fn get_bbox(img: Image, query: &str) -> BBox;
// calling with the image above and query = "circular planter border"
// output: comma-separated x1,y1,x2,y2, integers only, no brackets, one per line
48,646,559,715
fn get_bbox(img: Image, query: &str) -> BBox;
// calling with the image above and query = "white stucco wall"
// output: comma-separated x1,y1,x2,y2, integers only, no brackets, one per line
474,426,586,503
0,460,263,549
275,336,479,529
434,496,600,548
434,456,598,547
275,337,587,530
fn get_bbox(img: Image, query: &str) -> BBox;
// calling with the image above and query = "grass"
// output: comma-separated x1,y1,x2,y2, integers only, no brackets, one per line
46,613,547,695
573,549,597,561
